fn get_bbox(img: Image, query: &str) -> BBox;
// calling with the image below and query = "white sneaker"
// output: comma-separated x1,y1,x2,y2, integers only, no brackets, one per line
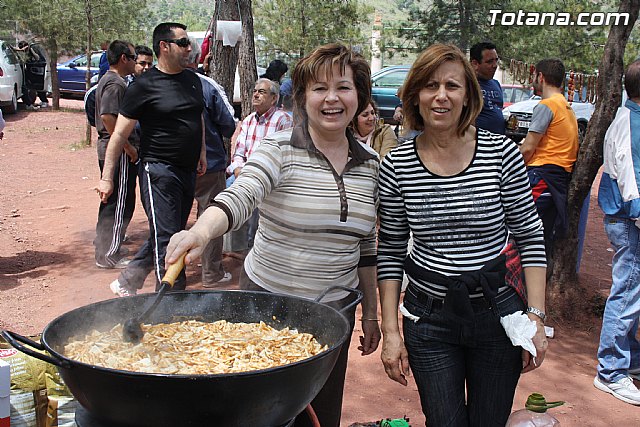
109,279,136,297
594,375,640,405
26,105,39,111
39,102,49,108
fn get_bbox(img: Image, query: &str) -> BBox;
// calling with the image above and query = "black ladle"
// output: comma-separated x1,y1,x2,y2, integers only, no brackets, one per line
122,253,186,343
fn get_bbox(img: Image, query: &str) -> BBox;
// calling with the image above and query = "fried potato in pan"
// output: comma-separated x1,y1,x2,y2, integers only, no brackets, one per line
64,320,328,375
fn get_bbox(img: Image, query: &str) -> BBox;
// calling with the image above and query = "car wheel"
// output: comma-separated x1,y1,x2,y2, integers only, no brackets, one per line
3,87,18,114
578,121,587,144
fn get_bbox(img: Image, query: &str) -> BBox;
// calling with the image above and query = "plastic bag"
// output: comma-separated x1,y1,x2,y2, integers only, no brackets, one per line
506,393,563,427
506,409,560,427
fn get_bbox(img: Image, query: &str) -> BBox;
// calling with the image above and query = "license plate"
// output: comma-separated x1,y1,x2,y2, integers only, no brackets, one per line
517,120,530,129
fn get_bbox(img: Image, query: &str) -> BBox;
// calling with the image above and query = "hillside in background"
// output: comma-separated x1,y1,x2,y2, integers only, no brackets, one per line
141,0,418,32
141,0,423,64
368,0,423,24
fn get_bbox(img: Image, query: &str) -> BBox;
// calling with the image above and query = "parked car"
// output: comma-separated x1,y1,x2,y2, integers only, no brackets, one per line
503,96,594,143
502,84,533,108
371,65,410,124
57,51,103,95
0,40,25,114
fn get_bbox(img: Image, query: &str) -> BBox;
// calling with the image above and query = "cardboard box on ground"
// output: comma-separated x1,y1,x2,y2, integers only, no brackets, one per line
0,336,77,427
1,360,9,427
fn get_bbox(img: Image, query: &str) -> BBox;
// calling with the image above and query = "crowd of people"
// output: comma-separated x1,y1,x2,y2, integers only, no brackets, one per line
82,20,640,426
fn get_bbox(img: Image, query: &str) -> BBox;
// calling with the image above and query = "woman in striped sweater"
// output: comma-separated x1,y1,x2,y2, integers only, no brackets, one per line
377,44,548,426
166,43,380,427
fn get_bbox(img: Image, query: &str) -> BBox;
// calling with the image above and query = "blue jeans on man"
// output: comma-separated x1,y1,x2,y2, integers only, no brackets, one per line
597,215,640,383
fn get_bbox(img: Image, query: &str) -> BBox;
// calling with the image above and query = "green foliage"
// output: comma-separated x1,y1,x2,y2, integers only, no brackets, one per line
138,0,215,35
0,0,85,50
487,0,609,73
254,0,373,64
395,0,499,52
0,0,147,52
393,0,624,73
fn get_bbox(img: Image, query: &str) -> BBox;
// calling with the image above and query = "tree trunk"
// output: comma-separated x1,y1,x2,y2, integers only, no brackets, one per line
47,38,60,110
237,0,257,119
299,1,306,59
210,0,240,113
84,0,94,146
549,0,640,316
210,0,241,157
458,0,469,52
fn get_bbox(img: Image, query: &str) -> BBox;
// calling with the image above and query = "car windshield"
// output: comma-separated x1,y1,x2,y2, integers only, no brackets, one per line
374,70,407,88
2,42,20,65
72,53,102,68
504,86,533,103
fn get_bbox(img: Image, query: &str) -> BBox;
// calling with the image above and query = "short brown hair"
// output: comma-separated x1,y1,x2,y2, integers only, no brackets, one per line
399,43,482,136
350,99,378,133
625,60,640,100
535,58,565,88
292,43,371,124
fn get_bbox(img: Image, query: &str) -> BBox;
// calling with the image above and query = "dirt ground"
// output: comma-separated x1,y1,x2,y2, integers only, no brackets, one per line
0,99,638,426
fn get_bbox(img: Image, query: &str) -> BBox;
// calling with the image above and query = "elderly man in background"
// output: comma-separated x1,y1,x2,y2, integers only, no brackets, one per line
186,35,237,287
226,78,293,249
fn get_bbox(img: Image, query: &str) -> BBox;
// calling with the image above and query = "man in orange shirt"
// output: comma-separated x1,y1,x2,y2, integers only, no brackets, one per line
520,58,578,263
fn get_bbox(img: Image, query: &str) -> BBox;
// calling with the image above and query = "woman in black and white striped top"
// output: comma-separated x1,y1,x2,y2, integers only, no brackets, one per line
377,44,548,426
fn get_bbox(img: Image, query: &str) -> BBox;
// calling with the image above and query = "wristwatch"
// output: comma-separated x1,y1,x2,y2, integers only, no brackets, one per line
526,306,546,322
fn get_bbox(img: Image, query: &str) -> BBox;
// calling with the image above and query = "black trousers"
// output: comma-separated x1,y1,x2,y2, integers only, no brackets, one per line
239,267,357,427
95,154,137,266
119,161,195,291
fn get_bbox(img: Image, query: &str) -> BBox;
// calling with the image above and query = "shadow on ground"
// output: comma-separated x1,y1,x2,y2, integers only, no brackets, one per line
0,250,70,288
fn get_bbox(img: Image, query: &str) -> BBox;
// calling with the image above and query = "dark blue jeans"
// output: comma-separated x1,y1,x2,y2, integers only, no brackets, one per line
403,287,524,427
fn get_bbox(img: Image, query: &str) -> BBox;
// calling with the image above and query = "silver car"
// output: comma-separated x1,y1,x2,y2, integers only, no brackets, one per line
503,96,594,143
0,40,24,114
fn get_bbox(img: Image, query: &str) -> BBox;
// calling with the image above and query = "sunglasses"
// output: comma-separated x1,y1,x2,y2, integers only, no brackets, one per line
162,37,190,48
124,53,136,61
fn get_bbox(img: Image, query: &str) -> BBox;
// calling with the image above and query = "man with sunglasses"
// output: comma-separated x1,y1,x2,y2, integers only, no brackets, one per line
94,40,138,269
98,22,206,297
